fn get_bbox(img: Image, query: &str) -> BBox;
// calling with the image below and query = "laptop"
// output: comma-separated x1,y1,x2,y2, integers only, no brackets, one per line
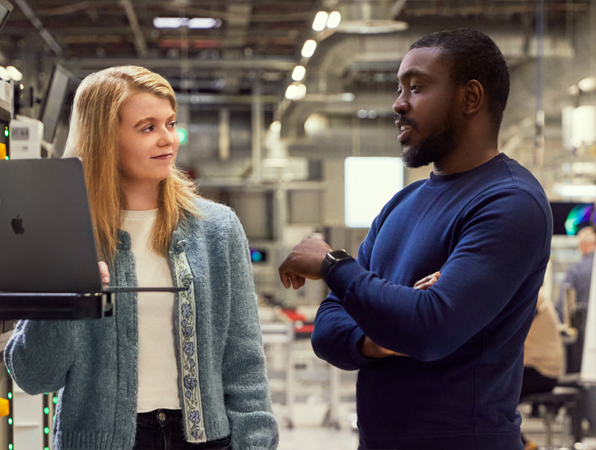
0,158,187,294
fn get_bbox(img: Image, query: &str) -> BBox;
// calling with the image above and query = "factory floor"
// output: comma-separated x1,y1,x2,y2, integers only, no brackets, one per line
274,409,596,450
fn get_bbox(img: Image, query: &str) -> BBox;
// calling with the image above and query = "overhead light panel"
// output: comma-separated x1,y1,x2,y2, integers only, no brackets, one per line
153,17,221,29
327,11,341,29
285,84,298,100
5,66,21,81
291,65,306,81
579,76,596,92
301,40,317,58
312,11,329,31
294,84,307,100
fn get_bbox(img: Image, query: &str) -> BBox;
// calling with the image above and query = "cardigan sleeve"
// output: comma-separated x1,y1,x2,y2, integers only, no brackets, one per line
221,211,279,450
4,319,75,394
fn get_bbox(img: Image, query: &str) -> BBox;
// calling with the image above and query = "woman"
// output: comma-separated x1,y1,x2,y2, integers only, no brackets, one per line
5,66,278,450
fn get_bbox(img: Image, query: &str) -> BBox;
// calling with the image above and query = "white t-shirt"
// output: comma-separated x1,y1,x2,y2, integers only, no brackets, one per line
121,209,180,412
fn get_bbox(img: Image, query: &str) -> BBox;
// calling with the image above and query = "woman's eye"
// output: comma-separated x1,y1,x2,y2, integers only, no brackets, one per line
142,125,154,133
168,121,177,128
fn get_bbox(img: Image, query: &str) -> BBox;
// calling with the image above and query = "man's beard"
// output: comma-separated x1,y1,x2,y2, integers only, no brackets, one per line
401,116,457,168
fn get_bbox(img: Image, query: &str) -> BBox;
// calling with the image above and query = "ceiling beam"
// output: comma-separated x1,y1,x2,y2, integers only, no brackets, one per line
119,0,148,58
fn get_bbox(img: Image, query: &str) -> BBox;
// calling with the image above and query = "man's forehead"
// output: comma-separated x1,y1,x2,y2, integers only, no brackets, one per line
397,47,444,80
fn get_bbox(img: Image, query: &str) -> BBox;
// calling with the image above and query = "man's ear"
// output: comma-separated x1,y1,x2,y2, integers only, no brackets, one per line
462,80,484,119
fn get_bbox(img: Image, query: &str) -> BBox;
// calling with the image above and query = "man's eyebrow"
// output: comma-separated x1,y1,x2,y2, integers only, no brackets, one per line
397,69,431,82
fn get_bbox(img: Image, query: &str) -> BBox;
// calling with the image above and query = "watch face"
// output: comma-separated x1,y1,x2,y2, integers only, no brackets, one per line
328,249,350,261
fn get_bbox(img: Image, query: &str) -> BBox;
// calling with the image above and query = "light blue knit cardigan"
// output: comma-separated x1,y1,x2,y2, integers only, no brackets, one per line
4,198,279,450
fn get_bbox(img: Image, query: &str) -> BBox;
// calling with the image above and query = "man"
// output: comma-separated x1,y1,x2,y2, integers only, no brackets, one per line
559,225,595,319
278,29,552,450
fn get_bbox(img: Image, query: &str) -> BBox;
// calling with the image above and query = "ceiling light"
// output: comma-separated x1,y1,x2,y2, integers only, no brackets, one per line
269,121,281,132
294,84,307,100
327,11,341,29
553,183,596,199
6,66,21,81
291,65,306,82
337,20,408,34
568,85,580,95
188,18,221,29
312,11,329,32
285,84,298,100
301,40,317,58
579,76,596,92
153,17,221,29
0,67,10,81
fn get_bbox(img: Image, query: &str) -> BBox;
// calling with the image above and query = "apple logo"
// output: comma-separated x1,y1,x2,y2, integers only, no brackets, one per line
11,214,24,235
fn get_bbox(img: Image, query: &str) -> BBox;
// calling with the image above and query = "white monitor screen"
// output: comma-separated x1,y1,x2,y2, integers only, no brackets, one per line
344,157,404,229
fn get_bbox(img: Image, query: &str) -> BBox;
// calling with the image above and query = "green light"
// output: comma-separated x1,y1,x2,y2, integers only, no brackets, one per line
44,426,49,434
7,392,12,399
176,128,188,145
45,447,49,450
53,396,58,404
4,128,8,137
4,156,7,160
44,407,49,414
6,368,9,374
8,418,12,425
9,443,12,450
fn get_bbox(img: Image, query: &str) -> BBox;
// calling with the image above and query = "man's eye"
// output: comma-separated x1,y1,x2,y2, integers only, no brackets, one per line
411,85,422,92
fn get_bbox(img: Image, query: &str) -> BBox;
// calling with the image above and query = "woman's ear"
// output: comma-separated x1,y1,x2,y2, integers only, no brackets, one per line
462,80,484,119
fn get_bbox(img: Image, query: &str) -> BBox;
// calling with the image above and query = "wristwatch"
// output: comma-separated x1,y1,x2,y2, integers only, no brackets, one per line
320,249,352,283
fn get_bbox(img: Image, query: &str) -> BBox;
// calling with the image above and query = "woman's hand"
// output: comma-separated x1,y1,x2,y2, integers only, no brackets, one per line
98,261,110,285
413,271,440,290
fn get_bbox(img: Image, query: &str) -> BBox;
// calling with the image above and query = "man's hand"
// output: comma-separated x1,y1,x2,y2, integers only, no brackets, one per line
278,237,332,290
360,271,441,359
360,336,405,358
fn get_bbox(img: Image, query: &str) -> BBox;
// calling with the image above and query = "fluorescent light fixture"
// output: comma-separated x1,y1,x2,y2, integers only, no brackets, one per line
342,93,355,102
553,183,596,199
285,84,298,100
327,11,341,29
579,76,596,92
312,11,329,31
0,67,10,81
345,157,404,228
294,84,307,100
153,17,221,29
301,40,317,58
269,121,281,132
291,65,306,81
6,66,21,81
568,85,580,95
188,18,221,29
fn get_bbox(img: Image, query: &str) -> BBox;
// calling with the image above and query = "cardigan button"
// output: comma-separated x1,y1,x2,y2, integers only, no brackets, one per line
158,411,166,421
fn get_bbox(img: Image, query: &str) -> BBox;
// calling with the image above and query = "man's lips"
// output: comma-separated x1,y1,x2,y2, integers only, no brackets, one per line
395,119,415,143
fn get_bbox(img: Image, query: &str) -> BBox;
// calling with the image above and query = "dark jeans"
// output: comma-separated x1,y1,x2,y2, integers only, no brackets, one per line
133,409,231,450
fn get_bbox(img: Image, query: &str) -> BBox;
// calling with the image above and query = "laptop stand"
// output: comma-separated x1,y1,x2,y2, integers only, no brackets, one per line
0,292,113,320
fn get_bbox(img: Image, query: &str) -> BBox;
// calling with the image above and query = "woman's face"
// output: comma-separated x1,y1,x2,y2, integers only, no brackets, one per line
117,92,179,188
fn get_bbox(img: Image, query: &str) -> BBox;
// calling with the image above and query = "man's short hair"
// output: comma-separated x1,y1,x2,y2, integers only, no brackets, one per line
410,28,510,132
578,225,596,245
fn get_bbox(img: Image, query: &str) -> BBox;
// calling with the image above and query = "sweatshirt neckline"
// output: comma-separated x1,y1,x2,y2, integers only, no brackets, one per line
426,153,508,187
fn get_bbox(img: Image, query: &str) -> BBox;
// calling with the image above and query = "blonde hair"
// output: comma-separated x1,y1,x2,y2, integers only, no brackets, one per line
63,65,200,261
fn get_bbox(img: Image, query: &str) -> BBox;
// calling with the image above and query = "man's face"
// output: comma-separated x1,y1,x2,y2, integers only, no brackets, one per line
393,48,461,168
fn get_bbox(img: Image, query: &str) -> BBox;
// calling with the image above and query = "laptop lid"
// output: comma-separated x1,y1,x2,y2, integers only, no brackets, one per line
0,158,186,294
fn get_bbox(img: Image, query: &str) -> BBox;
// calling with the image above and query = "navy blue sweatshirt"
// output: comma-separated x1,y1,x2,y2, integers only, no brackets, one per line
312,154,552,450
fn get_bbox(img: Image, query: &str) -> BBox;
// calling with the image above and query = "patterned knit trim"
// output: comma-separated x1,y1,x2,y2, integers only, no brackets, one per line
173,251,207,443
